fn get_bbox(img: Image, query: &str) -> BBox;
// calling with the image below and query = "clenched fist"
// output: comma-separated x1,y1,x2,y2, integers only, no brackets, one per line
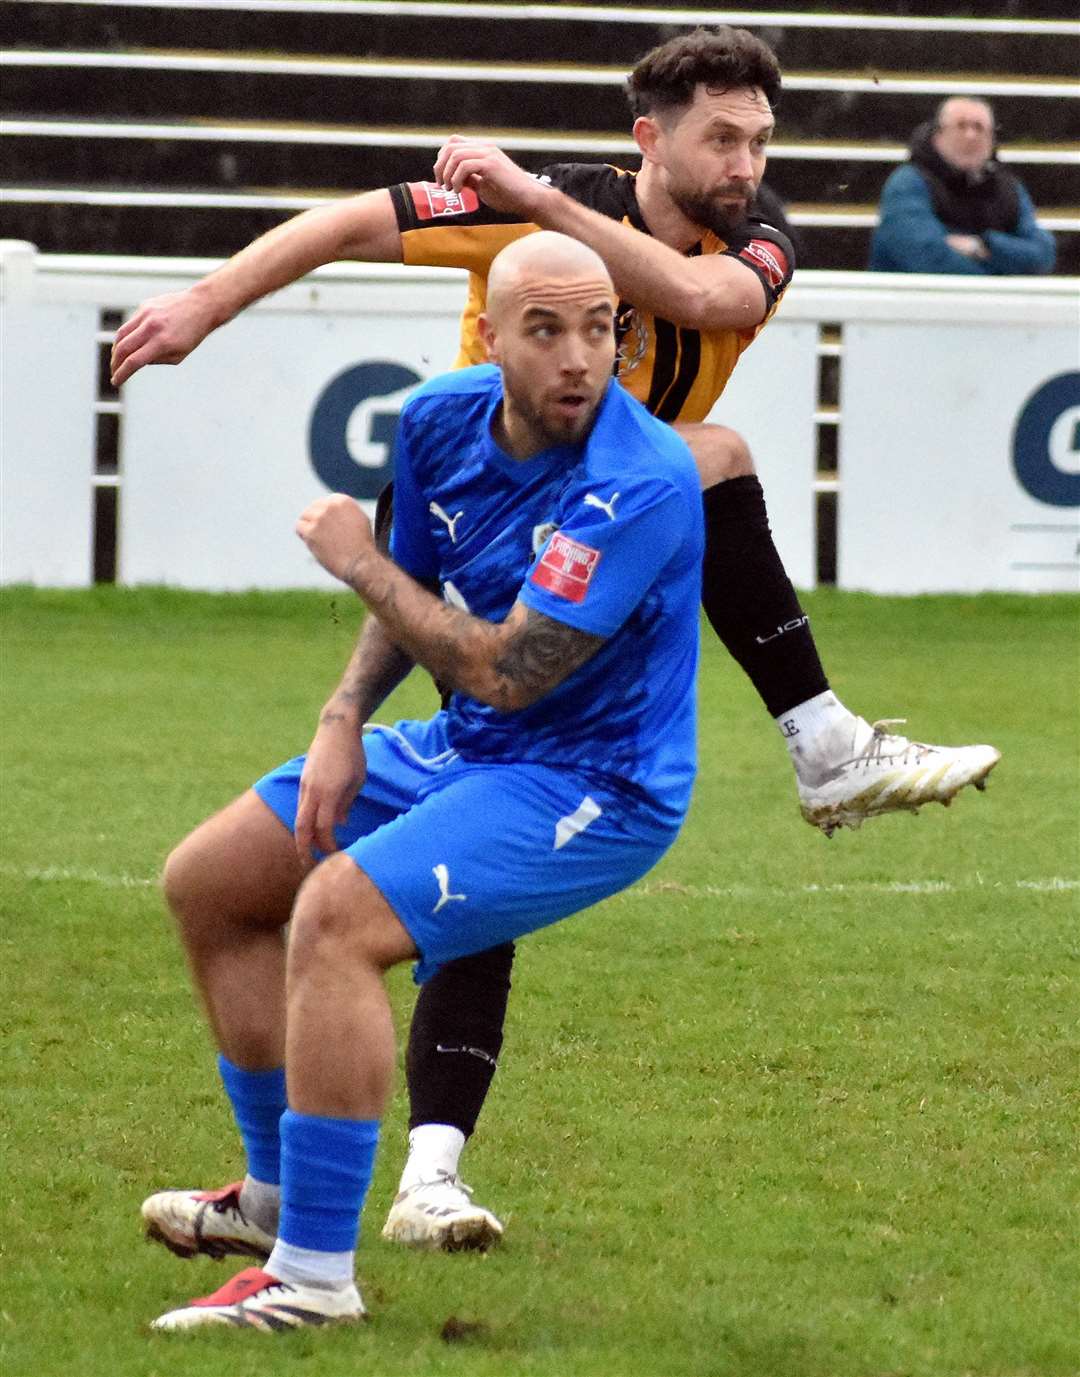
296,494,373,585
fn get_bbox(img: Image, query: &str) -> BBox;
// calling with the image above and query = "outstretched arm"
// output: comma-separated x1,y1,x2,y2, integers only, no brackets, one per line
432,136,768,332
110,190,402,385
297,495,604,712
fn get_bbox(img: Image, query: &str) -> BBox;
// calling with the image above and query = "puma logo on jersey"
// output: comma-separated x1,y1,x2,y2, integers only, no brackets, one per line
429,502,464,542
584,492,620,521
432,864,467,913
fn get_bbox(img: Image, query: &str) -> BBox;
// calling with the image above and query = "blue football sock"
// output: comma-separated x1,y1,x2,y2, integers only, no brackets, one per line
278,1109,380,1254
217,1054,287,1186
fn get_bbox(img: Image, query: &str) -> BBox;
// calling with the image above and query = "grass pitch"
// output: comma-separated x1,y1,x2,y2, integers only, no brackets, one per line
1,585,1077,1377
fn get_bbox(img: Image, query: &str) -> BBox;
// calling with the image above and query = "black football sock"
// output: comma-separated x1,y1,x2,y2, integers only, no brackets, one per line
700,476,830,719
405,942,515,1138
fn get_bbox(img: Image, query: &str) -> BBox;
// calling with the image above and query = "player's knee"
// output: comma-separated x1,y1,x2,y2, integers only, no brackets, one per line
161,811,292,946
161,832,209,926
681,424,756,488
161,833,242,954
290,855,405,975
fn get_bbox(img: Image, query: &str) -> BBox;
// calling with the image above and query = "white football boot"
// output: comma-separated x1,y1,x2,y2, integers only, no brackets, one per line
797,717,1000,837
151,1265,366,1331
141,1181,276,1261
381,1172,504,1251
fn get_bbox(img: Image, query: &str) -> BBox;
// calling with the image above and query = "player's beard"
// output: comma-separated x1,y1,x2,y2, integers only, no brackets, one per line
670,181,755,237
502,364,604,450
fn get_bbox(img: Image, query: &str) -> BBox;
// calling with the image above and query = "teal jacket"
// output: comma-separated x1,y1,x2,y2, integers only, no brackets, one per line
869,163,1056,275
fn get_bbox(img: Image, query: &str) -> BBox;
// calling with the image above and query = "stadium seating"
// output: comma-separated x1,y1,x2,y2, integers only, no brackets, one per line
2,0,1077,270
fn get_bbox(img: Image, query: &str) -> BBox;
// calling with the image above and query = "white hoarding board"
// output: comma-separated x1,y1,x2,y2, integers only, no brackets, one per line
706,320,818,590
839,323,1079,594
0,300,98,586
5,254,1076,595
121,291,818,592
121,300,465,589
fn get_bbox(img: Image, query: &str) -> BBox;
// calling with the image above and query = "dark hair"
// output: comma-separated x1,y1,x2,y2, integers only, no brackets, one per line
627,27,782,119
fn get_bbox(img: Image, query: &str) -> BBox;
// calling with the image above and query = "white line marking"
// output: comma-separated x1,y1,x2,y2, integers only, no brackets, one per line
627,877,1079,900
2,863,156,889
3,863,1075,899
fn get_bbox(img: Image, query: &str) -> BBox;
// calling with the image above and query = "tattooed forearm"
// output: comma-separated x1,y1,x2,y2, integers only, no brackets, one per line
343,545,606,712
322,612,415,726
492,608,604,709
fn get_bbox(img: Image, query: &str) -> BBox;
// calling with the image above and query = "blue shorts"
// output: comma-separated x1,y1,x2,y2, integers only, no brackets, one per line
254,716,677,982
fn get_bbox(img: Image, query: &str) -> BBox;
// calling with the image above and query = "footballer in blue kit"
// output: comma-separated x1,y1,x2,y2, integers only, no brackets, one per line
147,232,705,1332
256,360,701,980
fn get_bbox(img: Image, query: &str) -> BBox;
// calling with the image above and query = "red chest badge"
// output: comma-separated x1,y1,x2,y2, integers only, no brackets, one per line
531,533,601,604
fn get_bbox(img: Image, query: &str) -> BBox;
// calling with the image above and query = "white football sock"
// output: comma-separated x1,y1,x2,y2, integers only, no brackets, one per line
775,691,855,771
267,1239,354,1289
398,1123,466,1192
238,1174,281,1235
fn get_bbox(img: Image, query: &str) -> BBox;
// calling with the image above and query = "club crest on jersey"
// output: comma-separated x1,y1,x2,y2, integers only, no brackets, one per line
614,304,648,378
410,183,480,220
531,532,600,604
739,239,788,289
532,521,558,556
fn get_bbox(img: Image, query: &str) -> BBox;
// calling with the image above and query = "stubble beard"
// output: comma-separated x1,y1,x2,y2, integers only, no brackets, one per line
502,365,603,452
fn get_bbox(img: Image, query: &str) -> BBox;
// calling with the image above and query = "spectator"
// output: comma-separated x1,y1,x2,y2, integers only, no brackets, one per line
869,97,1056,275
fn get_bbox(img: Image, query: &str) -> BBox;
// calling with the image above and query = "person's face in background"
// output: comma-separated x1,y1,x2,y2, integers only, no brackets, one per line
932,99,995,174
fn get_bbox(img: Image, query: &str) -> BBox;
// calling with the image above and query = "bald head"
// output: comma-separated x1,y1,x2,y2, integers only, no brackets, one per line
932,97,995,173
478,231,617,459
935,96,994,133
486,231,615,321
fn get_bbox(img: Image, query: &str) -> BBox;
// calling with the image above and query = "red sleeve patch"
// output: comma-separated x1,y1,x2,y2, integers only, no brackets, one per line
408,183,481,220
531,533,601,604
738,238,789,290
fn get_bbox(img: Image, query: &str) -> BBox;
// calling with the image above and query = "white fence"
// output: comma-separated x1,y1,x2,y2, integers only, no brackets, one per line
2,242,1077,594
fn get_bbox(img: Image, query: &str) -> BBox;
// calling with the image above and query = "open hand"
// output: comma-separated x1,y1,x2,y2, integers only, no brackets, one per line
110,289,218,386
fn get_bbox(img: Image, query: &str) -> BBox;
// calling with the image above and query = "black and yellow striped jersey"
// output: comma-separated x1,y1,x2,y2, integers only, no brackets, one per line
388,163,795,425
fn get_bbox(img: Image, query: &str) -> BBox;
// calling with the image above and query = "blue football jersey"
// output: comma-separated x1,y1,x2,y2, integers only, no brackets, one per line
390,365,702,826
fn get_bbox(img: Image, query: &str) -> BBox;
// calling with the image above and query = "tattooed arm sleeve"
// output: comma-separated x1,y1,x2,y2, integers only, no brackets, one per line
490,603,605,708
339,537,603,713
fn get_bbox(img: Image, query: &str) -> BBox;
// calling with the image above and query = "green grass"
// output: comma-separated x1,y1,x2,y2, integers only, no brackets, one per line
2,585,1078,1377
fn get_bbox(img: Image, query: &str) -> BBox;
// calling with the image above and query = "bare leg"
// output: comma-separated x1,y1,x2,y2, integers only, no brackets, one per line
161,788,303,1068
674,421,755,489
285,853,417,1119
142,790,310,1260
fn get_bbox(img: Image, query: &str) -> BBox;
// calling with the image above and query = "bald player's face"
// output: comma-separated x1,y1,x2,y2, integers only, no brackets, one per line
482,270,616,453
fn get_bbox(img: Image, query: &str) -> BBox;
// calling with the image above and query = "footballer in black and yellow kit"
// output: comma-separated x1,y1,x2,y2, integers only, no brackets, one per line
389,163,794,424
